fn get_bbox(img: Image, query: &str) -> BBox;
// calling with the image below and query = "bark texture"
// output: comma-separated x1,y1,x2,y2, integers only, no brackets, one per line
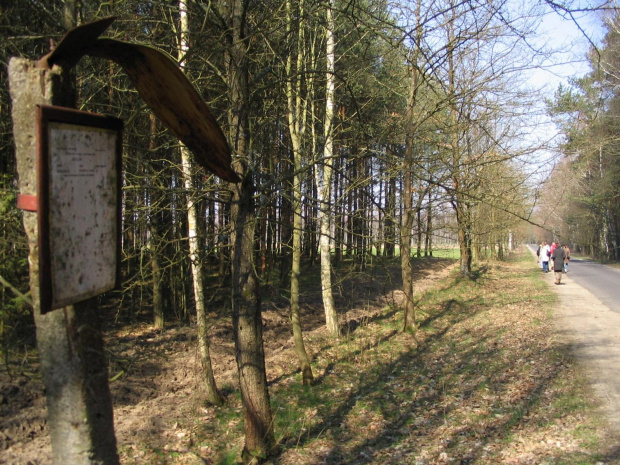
222,0,275,460
230,175,275,462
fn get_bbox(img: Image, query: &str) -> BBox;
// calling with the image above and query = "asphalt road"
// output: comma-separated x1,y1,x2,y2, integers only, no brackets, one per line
564,258,620,314
529,244,620,314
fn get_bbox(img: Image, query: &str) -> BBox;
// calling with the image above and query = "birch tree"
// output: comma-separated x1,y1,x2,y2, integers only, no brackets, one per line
177,0,223,406
315,0,339,337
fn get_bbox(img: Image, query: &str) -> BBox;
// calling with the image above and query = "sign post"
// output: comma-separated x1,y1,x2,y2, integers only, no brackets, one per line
9,16,238,464
9,58,120,465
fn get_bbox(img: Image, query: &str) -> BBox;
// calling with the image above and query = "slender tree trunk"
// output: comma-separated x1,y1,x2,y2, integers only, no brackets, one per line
279,171,293,289
218,196,229,277
400,60,421,334
416,208,423,257
150,227,165,329
181,143,222,406
400,170,416,333
425,190,433,257
315,0,339,337
291,173,313,383
221,0,275,460
333,155,343,267
447,4,473,277
286,0,314,384
385,171,396,257
149,114,165,330
178,0,222,406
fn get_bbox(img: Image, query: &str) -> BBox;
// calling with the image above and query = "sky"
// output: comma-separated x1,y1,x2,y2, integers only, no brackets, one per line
520,2,606,177
528,4,606,92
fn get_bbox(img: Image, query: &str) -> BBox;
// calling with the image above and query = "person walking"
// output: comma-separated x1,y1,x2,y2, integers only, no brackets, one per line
551,243,567,284
563,244,571,273
549,241,557,272
541,241,551,273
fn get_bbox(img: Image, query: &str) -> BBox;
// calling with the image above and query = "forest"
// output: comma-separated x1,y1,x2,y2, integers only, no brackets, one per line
0,0,618,464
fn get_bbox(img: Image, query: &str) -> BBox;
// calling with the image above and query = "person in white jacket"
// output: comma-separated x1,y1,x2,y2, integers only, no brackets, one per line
540,241,551,273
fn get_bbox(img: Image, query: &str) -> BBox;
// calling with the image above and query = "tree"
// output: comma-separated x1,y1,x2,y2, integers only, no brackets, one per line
217,0,276,461
284,0,314,384
546,10,620,258
177,0,223,406
315,0,339,337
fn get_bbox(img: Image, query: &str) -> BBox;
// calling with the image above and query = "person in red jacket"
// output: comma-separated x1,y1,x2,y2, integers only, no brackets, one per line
549,241,557,271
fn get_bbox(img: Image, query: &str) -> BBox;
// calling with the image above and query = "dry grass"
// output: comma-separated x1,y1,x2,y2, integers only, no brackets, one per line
259,253,619,465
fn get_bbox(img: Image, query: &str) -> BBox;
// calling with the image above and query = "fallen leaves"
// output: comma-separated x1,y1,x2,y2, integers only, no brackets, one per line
3,253,616,464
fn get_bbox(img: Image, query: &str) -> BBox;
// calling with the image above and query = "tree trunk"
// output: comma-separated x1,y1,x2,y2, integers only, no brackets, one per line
456,202,473,276
400,170,416,333
221,0,275,459
333,155,343,267
9,57,119,465
400,59,422,334
149,114,165,330
286,0,314,385
178,1,222,406
425,190,433,257
416,208,423,257
291,186,314,383
447,6,472,277
230,176,275,463
316,0,339,337
150,228,165,329
385,172,396,257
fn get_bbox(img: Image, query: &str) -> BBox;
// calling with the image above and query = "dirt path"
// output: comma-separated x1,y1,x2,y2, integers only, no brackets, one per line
538,258,620,436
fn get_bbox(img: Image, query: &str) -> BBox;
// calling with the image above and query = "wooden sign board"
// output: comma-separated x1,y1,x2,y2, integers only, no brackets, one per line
37,105,123,313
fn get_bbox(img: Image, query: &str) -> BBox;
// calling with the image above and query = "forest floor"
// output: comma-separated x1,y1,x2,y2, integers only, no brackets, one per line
1,249,620,464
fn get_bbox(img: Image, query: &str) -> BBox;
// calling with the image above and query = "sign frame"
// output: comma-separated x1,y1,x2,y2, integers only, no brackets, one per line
36,105,123,313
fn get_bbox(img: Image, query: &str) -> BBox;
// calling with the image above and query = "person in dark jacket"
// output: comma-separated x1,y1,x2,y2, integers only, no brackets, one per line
551,243,567,285
563,244,571,273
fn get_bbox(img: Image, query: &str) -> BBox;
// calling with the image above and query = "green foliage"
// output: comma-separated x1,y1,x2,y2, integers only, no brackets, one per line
0,179,34,369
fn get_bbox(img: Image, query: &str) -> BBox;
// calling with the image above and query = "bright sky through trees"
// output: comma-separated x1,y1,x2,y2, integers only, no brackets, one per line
520,1,606,180
528,5,604,91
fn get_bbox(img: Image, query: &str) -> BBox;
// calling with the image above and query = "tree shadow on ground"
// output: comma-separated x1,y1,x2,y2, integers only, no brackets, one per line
272,292,480,459
259,257,456,387
271,267,614,464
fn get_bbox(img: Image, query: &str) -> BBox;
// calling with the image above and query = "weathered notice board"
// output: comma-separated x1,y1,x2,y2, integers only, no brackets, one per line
37,105,123,313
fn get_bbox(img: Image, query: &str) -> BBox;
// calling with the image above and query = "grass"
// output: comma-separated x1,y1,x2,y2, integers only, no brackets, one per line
117,248,618,464
262,250,616,464
370,245,461,260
